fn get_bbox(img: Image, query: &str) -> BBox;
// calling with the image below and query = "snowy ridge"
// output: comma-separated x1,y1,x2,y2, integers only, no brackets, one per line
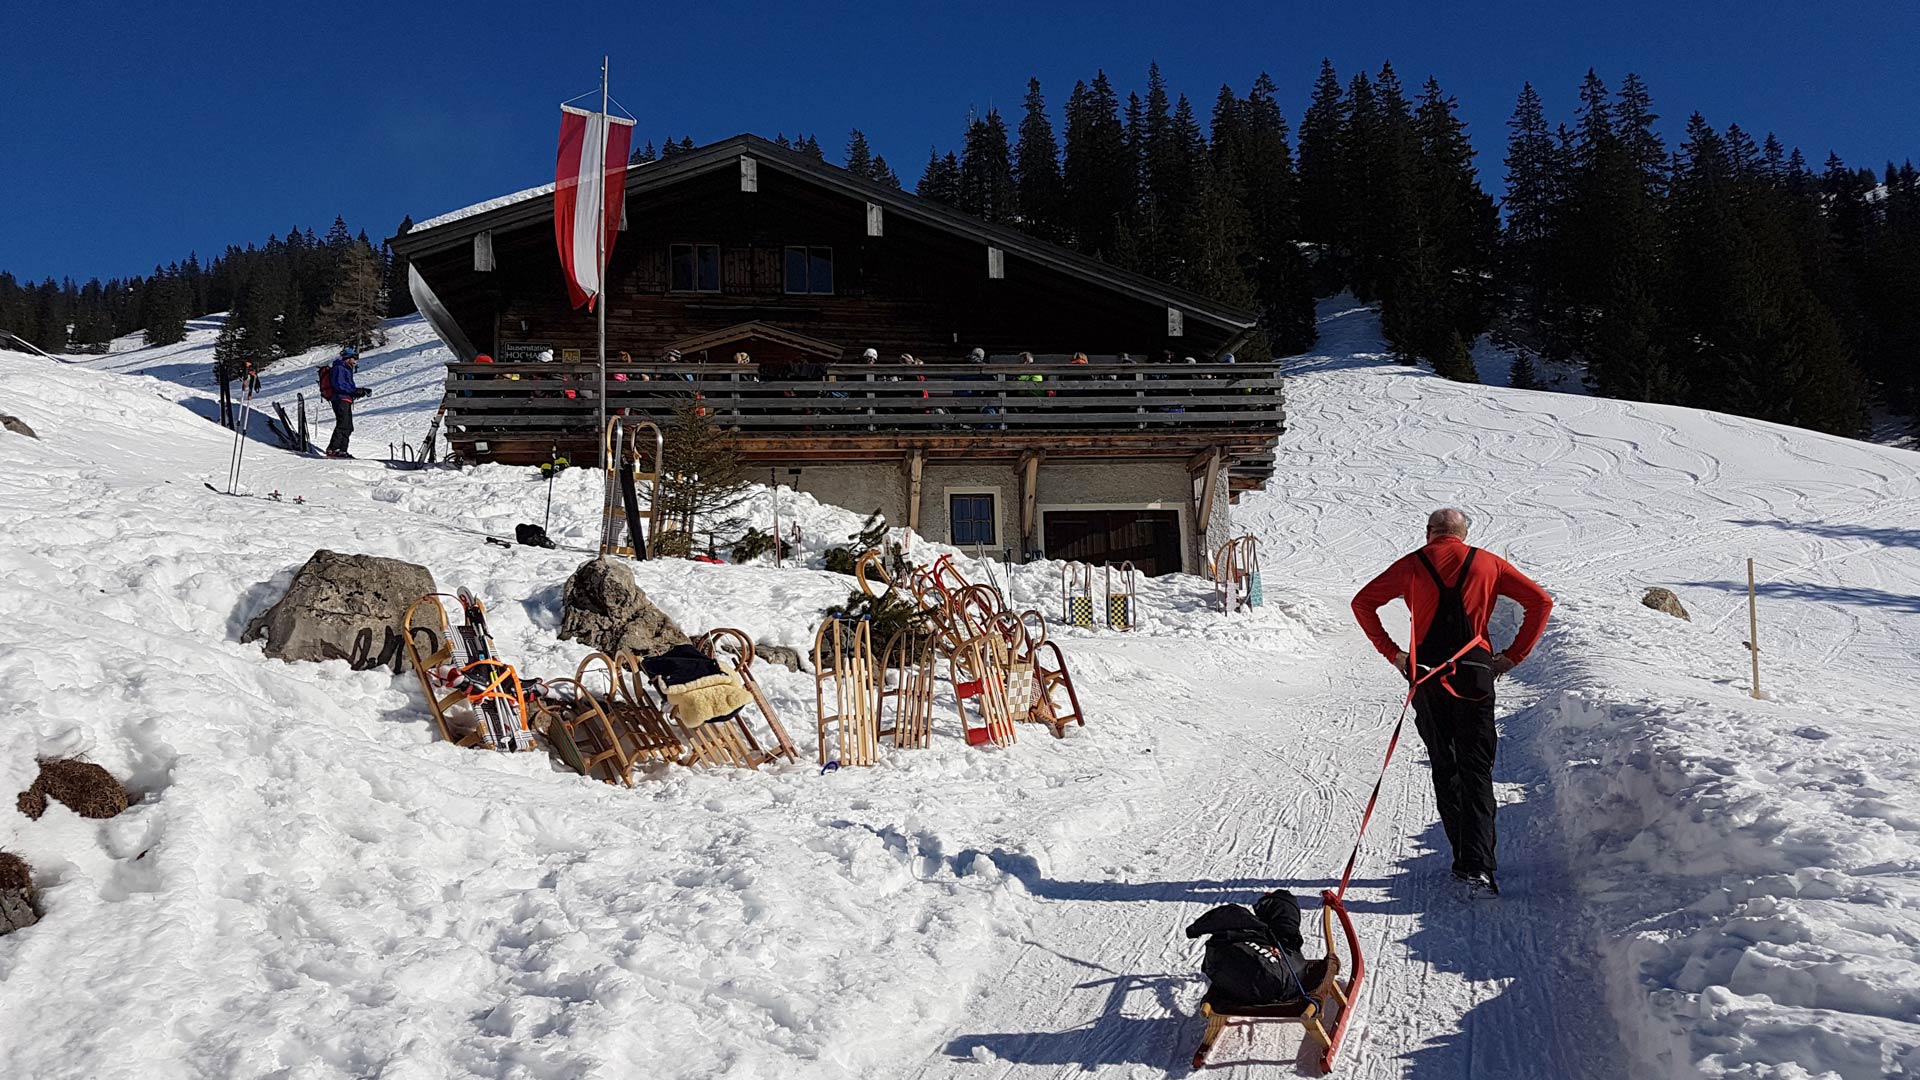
2,298,1916,1079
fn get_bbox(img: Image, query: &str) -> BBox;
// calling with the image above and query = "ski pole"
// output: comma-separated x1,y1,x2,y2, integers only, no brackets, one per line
543,444,558,533
226,362,258,494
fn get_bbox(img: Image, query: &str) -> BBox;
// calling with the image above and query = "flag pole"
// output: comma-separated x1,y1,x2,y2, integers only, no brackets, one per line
597,54,610,466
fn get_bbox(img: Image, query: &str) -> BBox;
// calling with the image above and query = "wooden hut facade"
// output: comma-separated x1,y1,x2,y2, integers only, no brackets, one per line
391,135,1286,575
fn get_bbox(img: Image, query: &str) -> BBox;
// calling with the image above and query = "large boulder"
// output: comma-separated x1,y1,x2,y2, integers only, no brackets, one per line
0,415,35,439
16,759,129,821
242,550,436,673
1641,587,1691,621
0,851,35,936
559,558,689,657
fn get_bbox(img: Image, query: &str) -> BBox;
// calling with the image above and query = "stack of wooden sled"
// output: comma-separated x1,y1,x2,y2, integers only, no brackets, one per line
810,549,1088,769
404,591,797,786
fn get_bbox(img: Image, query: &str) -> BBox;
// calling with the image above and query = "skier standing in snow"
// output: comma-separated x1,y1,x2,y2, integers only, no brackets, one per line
1350,508,1552,896
323,346,372,458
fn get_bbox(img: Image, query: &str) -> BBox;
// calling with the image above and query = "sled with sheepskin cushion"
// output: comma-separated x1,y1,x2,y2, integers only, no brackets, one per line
627,645,778,769
692,629,799,764
1190,898,1357,1072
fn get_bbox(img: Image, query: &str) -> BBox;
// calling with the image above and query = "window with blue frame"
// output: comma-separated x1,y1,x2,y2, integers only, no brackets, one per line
949,494,996,547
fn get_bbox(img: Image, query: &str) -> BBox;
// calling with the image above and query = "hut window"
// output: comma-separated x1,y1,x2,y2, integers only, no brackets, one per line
949,493,996,546
784,246,834,295
670,243,721,292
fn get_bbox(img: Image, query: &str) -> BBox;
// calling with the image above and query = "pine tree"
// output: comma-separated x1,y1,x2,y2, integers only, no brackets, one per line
1615,73,1666,198
315,242,388,350
1498,83,1557,357
141,267,188,346
656,399,755,554
1507,352,1541,390
1435,331,1480,382
845,129,875,177
1211,75,1314,354
916,148,961,206
1177,158,1258,311
630,140,656,164
1297,59,1348,283
869,154,901,189
797,135,824,161
1061,71,1130,255
958,109,1016,223
387,215,418,317
1013,78,1064,241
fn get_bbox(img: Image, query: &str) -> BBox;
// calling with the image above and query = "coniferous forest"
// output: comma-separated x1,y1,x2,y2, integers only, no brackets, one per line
5,62,1915,438
0,216,415,369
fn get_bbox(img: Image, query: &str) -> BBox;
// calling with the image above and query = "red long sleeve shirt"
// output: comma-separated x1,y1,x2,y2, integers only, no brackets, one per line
1350,536,1554,664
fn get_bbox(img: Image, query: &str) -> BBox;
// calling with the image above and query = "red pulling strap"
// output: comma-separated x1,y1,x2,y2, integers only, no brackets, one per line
1332,631,1485,901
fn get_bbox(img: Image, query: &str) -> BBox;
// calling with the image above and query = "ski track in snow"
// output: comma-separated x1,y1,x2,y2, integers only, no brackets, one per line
1,300,1915,1078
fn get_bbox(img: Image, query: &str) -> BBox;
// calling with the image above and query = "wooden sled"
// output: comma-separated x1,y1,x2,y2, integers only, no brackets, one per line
989,610,1087,738
692,629,800,764
950,632,1018,748
814,618,881,766
600,417,664,557
403,593,532,751
1191,892,1361,1073
877,628,937,749
529,673,637,786
617,646,786,770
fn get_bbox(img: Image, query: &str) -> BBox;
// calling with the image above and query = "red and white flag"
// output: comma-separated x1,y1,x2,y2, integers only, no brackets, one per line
554,105,634,310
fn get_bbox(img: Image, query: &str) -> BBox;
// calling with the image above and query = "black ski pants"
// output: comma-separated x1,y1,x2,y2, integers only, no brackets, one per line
327,398,354,455
1411,684,1498,876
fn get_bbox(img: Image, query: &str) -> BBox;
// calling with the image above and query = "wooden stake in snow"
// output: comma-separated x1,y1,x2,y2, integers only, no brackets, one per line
1747,557,1763,700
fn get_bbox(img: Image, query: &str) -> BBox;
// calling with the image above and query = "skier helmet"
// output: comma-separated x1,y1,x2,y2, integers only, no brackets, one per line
340,346,359,360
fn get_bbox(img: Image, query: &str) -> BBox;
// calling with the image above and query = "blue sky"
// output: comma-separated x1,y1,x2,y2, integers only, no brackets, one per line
3,0,1915,283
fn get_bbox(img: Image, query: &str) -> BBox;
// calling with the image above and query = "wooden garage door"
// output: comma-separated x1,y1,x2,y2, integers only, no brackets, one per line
1042,510,1183,576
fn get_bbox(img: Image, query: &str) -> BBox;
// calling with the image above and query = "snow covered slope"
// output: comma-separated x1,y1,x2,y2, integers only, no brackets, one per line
72,312,456,457
2,299,1915,1080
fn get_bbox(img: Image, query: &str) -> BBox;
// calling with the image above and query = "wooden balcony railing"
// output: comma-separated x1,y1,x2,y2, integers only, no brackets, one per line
441,360,1286,436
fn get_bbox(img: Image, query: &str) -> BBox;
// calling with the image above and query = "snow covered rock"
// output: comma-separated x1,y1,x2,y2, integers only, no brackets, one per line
15,759,128,821
1641,586,1691,621
240,550,436,673
0,414,35,438
755,642,805,673
0,851,35,936
558,556,690,656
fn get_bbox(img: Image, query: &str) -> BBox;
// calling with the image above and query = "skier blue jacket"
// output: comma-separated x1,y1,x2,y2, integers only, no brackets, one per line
329,357,361,399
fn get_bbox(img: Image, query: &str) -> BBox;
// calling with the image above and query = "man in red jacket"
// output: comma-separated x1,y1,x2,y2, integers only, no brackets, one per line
1351,508,1553,896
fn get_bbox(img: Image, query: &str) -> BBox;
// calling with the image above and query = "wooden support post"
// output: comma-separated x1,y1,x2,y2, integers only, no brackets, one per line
1191,448,1222,533
1747,557,1763,700
1016,450,1043,556
906,448,925,534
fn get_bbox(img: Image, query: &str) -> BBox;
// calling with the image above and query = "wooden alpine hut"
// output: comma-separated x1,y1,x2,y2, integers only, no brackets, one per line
390,134,1286,575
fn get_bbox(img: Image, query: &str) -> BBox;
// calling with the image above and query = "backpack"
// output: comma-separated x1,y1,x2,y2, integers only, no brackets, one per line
316,362,336,401
1413,548,1495,701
